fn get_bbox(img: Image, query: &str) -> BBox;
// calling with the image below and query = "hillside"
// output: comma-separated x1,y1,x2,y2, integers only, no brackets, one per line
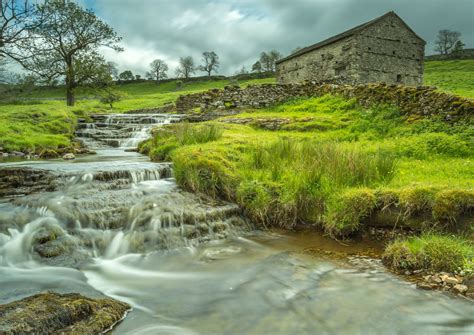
424,59,474,99
0,77,274,153
0,58,472,154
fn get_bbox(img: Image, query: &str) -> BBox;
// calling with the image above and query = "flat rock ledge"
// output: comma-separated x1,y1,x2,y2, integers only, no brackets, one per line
0,292,131,334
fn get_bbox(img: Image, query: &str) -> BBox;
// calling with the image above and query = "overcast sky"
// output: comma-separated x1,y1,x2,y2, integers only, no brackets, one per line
80,0,474,76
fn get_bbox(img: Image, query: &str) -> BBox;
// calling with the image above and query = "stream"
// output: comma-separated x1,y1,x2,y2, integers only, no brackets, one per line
0,114,472,334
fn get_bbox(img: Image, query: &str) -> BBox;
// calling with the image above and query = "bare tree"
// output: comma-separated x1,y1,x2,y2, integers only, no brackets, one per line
18,0,122,106
258,50,282,72
0,0,45,62
259,52,272,72
251,61,262,73
175,56,195,80
107,61,119,80
149,58,168,82
269,50,282,71
434,29,462,55
453,40,465,53
198,51,219,77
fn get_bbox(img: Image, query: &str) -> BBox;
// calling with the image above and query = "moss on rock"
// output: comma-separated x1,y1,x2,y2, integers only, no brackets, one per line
0,292,130,334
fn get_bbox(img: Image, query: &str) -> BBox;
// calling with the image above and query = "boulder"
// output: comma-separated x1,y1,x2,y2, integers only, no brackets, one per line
62,153,76,160
0,292,130,334
452,284,468,294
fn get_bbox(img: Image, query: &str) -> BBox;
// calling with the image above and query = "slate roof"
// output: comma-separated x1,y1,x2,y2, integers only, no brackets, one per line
276,11,425,64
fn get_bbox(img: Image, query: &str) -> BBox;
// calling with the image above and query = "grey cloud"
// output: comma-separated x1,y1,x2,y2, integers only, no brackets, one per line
86,0,474,76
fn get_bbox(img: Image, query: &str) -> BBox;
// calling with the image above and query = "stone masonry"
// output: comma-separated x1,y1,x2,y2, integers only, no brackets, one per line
276,12,425,86
175,82,473,121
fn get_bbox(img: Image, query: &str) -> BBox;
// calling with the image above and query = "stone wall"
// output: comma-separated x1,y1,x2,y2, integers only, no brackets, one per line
175,82,473,121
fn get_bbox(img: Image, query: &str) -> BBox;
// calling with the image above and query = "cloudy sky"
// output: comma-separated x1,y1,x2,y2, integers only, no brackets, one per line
79,0,474,76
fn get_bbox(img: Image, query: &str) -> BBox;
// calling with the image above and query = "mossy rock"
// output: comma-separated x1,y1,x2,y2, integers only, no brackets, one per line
0,292,130,334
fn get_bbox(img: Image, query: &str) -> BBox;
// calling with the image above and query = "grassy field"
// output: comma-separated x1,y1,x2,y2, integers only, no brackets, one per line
0,77,274,153
424,59,474,98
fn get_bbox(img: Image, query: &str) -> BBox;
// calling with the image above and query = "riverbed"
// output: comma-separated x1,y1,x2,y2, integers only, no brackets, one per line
0,114,472,334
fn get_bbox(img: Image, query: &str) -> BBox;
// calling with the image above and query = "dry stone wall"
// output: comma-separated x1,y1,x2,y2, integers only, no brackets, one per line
175,82,473,121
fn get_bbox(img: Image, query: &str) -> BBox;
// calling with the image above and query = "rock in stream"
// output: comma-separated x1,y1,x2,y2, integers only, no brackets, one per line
0,292,130,334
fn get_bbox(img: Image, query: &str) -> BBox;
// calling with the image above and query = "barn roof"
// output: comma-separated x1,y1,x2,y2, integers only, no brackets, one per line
276,11,426,64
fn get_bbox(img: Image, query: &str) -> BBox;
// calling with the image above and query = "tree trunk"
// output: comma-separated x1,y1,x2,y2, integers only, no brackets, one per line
66,59,75,106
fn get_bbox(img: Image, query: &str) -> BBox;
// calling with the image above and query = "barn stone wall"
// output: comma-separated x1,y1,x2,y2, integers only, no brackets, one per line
276,37,358,84
276,13,425,86
353,15,424,85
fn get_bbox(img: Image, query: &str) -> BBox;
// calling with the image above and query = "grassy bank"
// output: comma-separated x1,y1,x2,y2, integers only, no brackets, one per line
141,94,472,239
0,102,80,154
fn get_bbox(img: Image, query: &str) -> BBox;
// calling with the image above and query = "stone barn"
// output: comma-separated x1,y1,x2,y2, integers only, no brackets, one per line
276,11,425,85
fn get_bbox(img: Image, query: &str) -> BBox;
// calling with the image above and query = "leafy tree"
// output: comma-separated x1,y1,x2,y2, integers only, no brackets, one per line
135,74,141,80
434,29,462,55
100,90,124,109
119,70,134,81
198,51,219,77
0,0,45,62
107,61,119,80
175,56,195,79
149,58,168,82
18,0,122,106
251,60,262,73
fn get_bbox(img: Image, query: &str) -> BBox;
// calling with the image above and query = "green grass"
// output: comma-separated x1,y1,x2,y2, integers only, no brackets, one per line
0,77,274,153
0,102,78,153
142,94,473,237
383,233,473,273
424,59,474,99
8,77,276,112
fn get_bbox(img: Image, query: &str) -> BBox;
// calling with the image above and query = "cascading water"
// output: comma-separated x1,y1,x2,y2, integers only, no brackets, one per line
0,113,473,334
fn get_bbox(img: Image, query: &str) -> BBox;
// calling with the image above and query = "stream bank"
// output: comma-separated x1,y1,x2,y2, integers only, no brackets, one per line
0,112,472,334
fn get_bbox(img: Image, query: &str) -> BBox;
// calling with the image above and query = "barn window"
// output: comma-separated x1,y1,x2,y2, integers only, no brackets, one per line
396,74,402,83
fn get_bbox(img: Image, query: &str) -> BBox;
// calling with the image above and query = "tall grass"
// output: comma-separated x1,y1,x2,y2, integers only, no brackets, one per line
238,138,397,228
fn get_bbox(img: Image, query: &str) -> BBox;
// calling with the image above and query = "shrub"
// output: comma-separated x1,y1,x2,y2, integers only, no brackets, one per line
383,234,473,273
